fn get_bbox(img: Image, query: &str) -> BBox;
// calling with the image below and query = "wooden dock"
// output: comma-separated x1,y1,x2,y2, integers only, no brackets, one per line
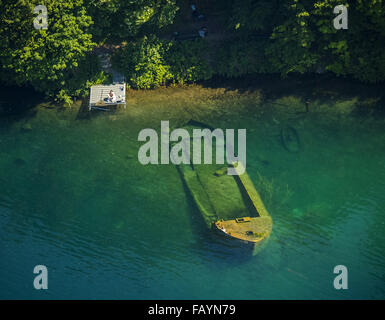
89,83,126,111
89,51,126,111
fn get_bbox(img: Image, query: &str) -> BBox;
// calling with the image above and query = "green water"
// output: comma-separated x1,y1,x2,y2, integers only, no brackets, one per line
0,85,384,299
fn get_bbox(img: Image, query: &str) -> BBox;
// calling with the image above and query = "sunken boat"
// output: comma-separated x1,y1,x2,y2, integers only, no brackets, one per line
173,121,273,255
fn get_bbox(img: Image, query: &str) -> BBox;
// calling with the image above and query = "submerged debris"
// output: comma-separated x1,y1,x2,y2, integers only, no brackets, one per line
13,158,26,166
280,125,300,153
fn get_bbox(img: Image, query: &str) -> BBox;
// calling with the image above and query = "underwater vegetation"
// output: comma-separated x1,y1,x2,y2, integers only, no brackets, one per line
253,172,293,213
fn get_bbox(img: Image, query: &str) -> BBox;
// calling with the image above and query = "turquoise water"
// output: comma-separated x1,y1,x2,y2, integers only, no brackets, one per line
0,91,384,299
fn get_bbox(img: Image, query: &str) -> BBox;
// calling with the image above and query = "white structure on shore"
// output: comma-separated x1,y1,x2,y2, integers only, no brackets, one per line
89,51,126,111
89,83,126,111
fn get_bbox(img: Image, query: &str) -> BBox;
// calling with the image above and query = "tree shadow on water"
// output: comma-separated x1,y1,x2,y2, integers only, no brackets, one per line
200,73,385,119
0,84,41,127
76,97,126,120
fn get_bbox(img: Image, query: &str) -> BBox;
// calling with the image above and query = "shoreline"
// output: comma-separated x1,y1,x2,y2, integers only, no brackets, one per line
1,73,384,123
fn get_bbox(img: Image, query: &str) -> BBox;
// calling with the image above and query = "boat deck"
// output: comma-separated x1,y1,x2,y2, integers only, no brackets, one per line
215,216,272,243
195,165,249,220
174,121,273,251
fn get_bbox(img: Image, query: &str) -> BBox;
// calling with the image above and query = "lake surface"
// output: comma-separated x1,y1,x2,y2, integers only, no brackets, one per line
0,85,384,299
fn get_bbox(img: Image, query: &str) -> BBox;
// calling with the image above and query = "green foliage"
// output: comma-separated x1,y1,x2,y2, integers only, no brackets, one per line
112,35,172,89
216,39,272,77
265,1,319,76
227,0,284,32
345,0,385,82
166,40,213,83
56,53,111,104
221,0,385,82
0,0,96,104
112,36,212,88
85,0,179,42
1,0,385,108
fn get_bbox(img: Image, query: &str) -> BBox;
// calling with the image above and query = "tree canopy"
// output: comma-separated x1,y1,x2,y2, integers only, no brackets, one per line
0,0,97,104
1,0,384,104
85,0,178,42
222,0,385,82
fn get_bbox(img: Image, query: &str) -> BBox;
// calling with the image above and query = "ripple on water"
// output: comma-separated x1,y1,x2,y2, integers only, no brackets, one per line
0,106,385,299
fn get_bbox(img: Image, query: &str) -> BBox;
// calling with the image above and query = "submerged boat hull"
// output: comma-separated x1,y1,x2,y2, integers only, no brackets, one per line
175,121,273,254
